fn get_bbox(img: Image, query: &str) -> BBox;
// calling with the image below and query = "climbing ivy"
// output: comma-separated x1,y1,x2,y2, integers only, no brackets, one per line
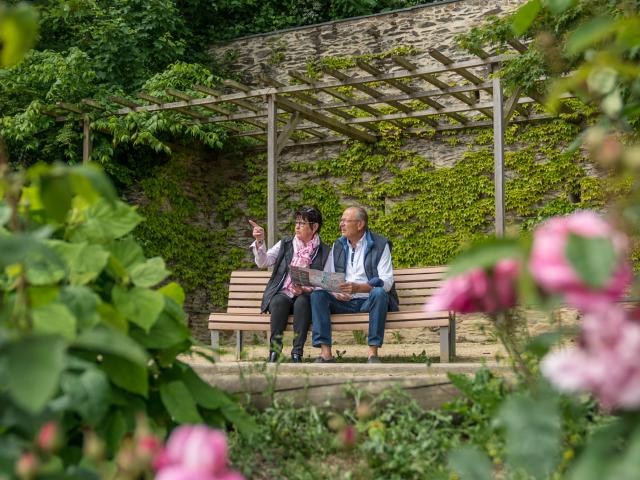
132,149,250,309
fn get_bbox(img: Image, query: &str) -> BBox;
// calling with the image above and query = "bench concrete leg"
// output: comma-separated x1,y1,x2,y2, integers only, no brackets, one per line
449,314,456,361
235,330,244,361
210,331,220,361
439,326,450,363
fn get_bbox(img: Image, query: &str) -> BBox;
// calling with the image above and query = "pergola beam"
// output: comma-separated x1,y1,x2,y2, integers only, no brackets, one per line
276,96,377,143
391,56,493,119
344,96,541,125
288,69,386,122
355,59,465,125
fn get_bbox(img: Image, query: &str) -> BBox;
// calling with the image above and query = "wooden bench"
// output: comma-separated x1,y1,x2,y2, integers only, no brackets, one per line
209,266,456,362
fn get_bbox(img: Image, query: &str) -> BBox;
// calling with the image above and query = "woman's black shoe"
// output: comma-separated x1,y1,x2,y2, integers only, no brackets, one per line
291,353,303,363
267,351,279,363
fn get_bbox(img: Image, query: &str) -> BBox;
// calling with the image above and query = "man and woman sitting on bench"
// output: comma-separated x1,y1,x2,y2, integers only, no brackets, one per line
249,206,398,364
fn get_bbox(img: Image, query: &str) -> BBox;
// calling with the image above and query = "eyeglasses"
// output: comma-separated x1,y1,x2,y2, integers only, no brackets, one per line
339,218,359,224
295,221,312,226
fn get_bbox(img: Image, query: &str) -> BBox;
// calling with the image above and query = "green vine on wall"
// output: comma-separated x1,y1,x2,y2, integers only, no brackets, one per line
133,149,250,309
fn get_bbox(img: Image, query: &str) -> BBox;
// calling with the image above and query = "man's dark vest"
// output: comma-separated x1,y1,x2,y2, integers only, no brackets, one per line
332,230,400,312
261,236,330,313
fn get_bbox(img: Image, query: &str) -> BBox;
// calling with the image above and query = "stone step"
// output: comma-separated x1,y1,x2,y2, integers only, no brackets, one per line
190,362,507,410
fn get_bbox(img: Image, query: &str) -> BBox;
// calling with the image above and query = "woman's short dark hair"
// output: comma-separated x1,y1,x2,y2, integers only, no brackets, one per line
295,206,322,233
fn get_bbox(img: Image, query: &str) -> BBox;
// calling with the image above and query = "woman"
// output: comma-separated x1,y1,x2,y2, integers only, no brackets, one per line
250,207,329,363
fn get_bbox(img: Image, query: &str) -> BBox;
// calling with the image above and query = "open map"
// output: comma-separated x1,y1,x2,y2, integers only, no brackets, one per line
289,266,345,293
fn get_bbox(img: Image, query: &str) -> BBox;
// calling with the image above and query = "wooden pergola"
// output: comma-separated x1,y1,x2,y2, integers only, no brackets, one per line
50,39,567,244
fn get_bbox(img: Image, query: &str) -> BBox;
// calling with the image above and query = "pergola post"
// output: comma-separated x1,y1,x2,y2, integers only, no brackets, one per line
266,94,277,248
82,116,92,164
492,65,505,237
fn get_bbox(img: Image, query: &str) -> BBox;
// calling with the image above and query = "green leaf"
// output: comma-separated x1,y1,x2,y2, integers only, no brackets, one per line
50,241,109,285
70,164,118,205
100,410,128,456
565,233,616,289
129,311,190,349
28,285,60,308
0,203,11,226
73,326,148,367
158,282,185,307
112,285,164,332
525,331,563,359
32,303,77,340
0,4,38,67
544,0,574,14
59,366,110,424
25,248,66,285
69,199,143,243
497,391,562,480
566,16,617,56
60,286,101,331
130,257,169,288
3,336,66,413
160,380,203,423
96,303,128,333
221,403,258,435
182,366,232,409
0,232,59,269
102,355,148,397
40,172,72,223
567,420,626,480
448,446,494,480
609,427,640,479
511,0,541,36
107,236,145,269
447,238,522,277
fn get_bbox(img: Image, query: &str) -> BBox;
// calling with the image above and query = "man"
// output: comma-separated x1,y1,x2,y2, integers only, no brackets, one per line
310,206,398,363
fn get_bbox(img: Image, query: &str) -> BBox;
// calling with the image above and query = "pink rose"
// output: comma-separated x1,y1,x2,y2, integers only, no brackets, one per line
541,306,640,411
529,211,632,311
156,466,217,480
36,421,60,453
154,425,244,480
426,259,518,314
163,425,228,474
15,452,39,480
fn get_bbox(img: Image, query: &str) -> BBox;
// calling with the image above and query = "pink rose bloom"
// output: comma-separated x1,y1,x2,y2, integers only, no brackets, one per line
37,421,60,453
529,211,632,311
426,259,519,314
154,425,244,480
163,425,228,474
541,306,640,411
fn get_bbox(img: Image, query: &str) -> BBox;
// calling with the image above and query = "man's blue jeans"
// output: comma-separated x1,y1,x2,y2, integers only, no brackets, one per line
311,287,389,347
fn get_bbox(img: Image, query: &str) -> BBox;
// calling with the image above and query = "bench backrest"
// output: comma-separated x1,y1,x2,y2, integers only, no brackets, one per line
225,266,447,313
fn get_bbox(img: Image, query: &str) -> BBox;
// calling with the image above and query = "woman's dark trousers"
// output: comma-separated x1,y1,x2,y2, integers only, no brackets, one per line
269,293,311,356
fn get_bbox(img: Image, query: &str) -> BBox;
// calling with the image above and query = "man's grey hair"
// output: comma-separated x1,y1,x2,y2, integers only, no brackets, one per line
350,206,368,229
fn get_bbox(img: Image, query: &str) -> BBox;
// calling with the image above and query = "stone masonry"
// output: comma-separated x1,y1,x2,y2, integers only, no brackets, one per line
209,0,526,85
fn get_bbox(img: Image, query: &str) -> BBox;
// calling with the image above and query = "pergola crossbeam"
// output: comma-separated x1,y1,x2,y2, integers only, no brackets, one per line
391,56,493,119
321,65,414,115
344,96,542,125
260,76,319,106
137,92,208,120
276,96,376,143
288,70,385,124
356,59,461,126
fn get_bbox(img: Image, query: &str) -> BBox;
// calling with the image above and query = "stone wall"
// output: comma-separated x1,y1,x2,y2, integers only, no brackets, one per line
210,0,526,84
